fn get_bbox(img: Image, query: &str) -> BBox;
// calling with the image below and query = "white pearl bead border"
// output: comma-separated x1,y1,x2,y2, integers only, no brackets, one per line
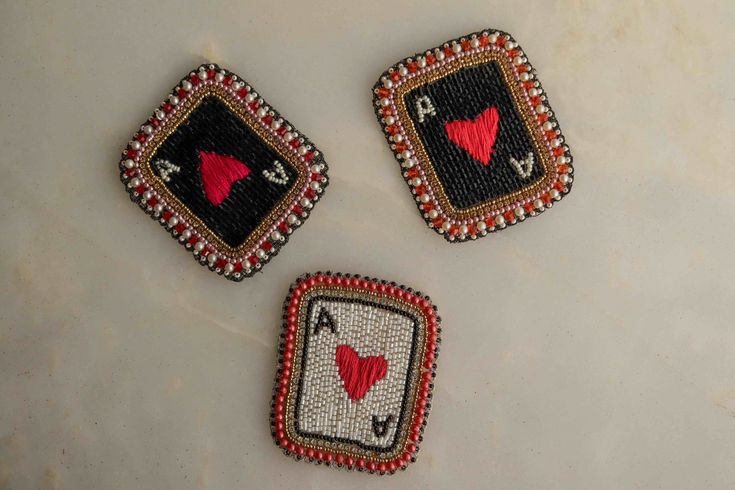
119,64,329,281
373,29,574,243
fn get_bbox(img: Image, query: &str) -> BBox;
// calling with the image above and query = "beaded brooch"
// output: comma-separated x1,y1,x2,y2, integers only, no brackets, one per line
118,63,329,280
271,272,440,475
372,29,574,242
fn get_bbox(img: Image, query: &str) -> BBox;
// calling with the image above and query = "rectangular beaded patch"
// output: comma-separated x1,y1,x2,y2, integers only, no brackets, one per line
119,63,328,280
271,272,441,475
372,29,574,242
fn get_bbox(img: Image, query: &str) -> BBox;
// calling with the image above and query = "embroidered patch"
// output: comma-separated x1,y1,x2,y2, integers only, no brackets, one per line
372,29,574,242
118,63,329,280
271,272,441,475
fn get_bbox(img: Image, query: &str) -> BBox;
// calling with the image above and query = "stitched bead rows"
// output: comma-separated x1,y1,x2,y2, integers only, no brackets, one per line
119,63,329,281
297,298,416,449
271,272,440,475
287,288,428,463
373,29,574,242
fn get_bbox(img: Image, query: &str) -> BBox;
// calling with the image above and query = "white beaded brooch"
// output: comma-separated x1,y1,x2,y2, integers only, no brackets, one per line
271,272,441,475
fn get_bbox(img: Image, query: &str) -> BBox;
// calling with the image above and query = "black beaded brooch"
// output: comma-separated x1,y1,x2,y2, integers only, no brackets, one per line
372,29,574,242
118,63,329,281
271,272,440,475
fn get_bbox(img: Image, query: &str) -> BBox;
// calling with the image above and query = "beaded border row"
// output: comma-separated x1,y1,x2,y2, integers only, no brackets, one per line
270,272,441,475
118,63,329,281
372,28,574,242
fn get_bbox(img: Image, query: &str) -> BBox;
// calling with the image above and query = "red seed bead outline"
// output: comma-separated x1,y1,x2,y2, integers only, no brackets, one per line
119,63,329,281
271,272,441,475
373,29,574,243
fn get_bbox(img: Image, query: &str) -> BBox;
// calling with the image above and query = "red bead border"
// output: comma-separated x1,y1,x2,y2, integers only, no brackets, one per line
119,63,329,281
270,272,441,475
372,29,574,242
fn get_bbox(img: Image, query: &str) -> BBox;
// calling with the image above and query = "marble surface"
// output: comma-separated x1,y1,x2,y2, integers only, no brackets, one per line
1,1,734,488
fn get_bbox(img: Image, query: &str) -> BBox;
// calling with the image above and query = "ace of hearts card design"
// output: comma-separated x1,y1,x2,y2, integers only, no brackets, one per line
271,273,440,475
118,63,328,281
373,28,574,242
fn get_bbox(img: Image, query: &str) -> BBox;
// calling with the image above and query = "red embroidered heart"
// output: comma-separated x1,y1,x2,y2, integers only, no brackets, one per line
444,106,500,166
199,151,251,206
335,344,387,401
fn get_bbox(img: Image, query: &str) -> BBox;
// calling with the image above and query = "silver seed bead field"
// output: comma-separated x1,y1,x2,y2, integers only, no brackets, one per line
296,296,419,448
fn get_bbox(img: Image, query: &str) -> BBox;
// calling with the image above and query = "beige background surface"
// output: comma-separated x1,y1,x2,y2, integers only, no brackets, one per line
1,0,734,488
